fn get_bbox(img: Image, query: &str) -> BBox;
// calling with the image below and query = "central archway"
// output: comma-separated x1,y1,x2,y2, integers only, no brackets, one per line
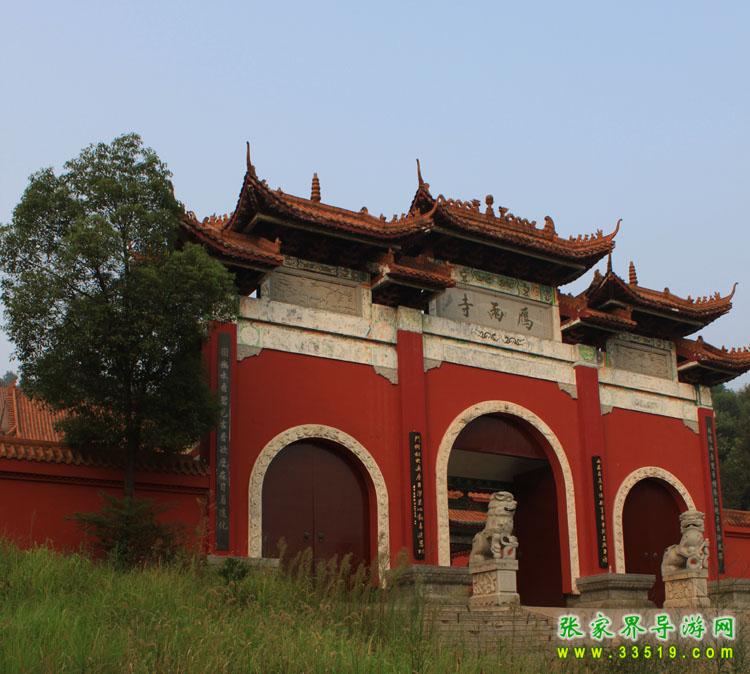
435,401,580,595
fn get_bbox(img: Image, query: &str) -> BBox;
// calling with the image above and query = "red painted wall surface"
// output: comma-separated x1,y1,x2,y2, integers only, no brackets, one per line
601,408,713,575
724,528,750,577
230,348,403,561
4,320,746,592
0,461,208,553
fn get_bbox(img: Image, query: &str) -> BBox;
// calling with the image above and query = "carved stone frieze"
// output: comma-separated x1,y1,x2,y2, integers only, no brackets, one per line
450,265,555,305
268,270,364,317
606,333,676,381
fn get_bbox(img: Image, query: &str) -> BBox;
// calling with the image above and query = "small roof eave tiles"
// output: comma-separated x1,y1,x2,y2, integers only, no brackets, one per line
220,167,615,271
586,274,733,322
435,205,615,260
376,263,455,291
0,439,210,476
181,218,283,269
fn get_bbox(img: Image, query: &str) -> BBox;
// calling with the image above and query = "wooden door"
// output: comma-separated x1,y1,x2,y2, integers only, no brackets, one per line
514,465,564,606
623,478,682,607
262,441,370,568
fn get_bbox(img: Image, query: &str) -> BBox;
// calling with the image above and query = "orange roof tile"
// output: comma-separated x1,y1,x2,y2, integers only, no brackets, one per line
675,337,750,385
182,212,284,268
186,147,617,287
0,437,209,476
448,508,487,524
583,266,736,322
0,386,208,477
724,509,750,528
434,197,619,261
0,383,64,442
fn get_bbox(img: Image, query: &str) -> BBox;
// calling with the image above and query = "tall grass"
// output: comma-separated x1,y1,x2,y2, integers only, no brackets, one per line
0,541,501,673
6,542,741,672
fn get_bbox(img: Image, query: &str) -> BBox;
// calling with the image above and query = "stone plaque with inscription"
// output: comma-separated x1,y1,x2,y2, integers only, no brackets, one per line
431,286,554,340
267,269,363,317
606,333,676,380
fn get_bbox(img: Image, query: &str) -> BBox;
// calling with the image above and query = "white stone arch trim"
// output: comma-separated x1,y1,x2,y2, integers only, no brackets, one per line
435,401,581,592
248,424,390,572
612,466,696,574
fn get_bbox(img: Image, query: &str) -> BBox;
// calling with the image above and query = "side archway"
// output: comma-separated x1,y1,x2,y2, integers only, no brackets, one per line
612,466,695,574
248,424,390,571
435,400,580,592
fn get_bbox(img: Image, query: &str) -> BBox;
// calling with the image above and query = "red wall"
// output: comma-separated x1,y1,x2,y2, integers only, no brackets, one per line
217,324,735,589
228,348,403,562
0,460,208,554
4,319,745,592
725,528,750,578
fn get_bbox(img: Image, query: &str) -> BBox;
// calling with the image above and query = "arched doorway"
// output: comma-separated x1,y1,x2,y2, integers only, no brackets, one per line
622,478,684,607
446,413,565,606
262,440,370,567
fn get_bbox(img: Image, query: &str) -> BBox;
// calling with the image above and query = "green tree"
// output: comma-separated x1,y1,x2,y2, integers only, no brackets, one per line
713,384,750,509
0,370,17,387
0,133,237,498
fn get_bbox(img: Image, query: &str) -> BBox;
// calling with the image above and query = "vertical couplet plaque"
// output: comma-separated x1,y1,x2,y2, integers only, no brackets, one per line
409,431,426,560
705,417,725,573
591,456,609,568
215,332,232,551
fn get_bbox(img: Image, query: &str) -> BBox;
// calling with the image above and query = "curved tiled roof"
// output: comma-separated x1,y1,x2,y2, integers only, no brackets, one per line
203,147,618,274
182,212,283,268
583,266,735,323
0,383,64,441
0,385,209,477
434,197,619,261
675,337,750,385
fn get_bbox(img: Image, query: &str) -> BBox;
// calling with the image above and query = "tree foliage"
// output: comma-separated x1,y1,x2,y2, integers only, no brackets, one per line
0,370,17,387
72,493,182,568
0,133,237,497
713,384,750,510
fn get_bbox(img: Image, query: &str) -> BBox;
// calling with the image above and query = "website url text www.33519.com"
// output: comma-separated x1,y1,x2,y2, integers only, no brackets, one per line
557,644,733,661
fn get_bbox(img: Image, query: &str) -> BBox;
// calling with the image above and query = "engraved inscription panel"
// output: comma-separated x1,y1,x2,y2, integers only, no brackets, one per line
606,334,676,380
269,271,362,316
452,265,555,305
432,286,553,340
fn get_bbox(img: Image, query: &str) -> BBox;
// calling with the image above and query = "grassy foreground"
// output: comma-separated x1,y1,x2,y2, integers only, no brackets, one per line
4,542,742,673
0,542,506,673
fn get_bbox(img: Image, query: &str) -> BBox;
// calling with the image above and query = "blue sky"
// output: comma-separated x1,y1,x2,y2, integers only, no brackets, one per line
1,1,748,387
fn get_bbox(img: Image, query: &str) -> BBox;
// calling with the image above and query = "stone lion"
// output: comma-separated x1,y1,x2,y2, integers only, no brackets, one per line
661,509,709,577
470,491,519,564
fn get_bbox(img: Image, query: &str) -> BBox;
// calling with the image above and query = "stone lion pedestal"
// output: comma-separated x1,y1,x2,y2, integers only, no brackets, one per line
469,558,520,608
663,569,710,609
661,509,711,609
468,491,520,609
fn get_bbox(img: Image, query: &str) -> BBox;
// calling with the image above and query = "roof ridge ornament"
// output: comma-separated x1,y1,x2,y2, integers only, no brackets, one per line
606,251,613,274
311,172,321,202
628,260,638,286
245,141,257,178
416,158,425,186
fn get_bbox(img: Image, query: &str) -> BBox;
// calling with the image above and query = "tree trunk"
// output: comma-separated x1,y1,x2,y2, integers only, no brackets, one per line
124,438,137,500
